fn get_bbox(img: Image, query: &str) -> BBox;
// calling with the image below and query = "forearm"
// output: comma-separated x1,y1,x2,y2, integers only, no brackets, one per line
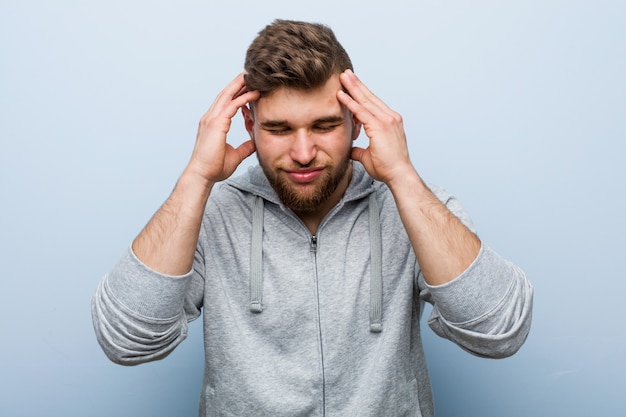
130,73,258,276
132,169,214,276
388,169,481,286
337,71,479,284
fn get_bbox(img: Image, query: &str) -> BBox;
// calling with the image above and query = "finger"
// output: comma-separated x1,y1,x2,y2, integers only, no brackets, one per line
215,73,246,100
339,70,382,107
340,70,395,117
232,81,251,100
226,75,260,110
235,139,256,162
231,90,260,111
350,146,367,163
338,89,375,126
339,76,382,117
213,73,251,110
214,82,260,119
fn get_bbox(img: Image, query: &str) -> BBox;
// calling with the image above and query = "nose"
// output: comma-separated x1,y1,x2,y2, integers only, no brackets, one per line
290,129,317,166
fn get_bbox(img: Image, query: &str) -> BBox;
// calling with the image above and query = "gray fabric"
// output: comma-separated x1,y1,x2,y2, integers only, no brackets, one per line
92,162,533,416
368,192,383,333
249,191,384,333
249,196,264,313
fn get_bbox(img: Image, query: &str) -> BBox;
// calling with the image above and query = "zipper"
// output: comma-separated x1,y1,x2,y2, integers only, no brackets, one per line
310,233,325,414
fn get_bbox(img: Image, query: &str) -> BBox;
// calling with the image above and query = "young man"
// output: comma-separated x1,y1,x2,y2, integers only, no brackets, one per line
92,19,533,416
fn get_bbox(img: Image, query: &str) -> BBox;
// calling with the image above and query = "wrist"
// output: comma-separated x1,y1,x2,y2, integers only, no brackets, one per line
386,165,426,194
166,168,216,222
179,165,216,195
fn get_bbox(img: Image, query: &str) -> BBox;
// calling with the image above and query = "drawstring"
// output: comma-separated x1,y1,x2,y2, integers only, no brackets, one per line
368,192,383,332
249,196,264,313
249,193,383,332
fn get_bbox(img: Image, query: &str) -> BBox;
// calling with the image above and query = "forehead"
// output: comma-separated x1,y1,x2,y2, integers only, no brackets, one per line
254,75,345,123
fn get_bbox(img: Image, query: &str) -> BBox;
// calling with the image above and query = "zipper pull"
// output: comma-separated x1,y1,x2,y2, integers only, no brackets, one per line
310,235,318,253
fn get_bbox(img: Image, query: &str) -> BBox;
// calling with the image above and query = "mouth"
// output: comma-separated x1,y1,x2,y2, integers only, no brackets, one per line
284,167,325,184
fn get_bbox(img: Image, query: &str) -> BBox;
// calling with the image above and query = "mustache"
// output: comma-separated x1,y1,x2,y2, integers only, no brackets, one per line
279,160,328,170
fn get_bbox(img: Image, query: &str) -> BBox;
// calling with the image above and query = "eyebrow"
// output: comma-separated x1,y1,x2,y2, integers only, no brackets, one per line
260,115,345,128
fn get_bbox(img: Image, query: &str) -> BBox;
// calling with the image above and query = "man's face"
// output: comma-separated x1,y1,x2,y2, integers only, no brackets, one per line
243,75,361,214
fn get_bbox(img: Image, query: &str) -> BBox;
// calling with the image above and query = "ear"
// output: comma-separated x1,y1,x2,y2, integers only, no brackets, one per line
351,112,363,141
241,105,255,139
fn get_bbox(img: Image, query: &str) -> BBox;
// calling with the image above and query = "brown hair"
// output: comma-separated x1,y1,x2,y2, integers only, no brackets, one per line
244,19,353,96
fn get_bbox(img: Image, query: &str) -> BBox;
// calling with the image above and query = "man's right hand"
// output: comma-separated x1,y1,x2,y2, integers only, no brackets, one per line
185,73,260,187
131,74,259,276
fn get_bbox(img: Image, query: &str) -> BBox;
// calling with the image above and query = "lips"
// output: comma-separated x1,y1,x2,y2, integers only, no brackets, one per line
284,167,325,183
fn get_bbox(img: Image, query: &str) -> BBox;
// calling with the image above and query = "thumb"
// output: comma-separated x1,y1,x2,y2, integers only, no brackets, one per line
351,146,379,180
351,146,366,163
235,139,256,162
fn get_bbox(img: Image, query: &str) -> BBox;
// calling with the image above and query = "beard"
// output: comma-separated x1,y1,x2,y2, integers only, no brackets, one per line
259,155,352,213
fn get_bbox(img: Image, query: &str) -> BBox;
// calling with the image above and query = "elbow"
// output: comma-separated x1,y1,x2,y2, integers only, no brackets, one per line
429,280,534,359
92,316,184,366
471,315,533,359
97,337,177,366
471,268,534,359
464,291,534,359
431,313,533,359
98,341,147,367
91,291,187,366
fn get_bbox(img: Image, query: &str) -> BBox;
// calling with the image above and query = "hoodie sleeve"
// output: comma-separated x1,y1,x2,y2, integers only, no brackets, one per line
419,186,533,358
91,246,204,365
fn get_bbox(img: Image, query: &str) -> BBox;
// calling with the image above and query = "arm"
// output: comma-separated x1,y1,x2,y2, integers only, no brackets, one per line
338,70,532,356
134,73,260,275
337,70,479,286
418,186,533,358
92,74,260,364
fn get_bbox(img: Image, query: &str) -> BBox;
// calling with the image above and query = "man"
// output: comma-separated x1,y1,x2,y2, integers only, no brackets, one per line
92,19,533,416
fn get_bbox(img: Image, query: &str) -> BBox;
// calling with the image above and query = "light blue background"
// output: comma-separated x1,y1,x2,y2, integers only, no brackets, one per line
1,0,625,416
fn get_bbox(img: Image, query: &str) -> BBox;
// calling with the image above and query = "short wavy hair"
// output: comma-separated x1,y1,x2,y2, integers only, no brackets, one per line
244,19,353,96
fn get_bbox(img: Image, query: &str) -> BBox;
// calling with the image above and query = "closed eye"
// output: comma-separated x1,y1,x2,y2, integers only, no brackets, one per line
264,127,291,135
314,124,340,132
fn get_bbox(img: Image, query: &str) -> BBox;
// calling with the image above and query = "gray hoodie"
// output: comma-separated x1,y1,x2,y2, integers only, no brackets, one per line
92,162,533,417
